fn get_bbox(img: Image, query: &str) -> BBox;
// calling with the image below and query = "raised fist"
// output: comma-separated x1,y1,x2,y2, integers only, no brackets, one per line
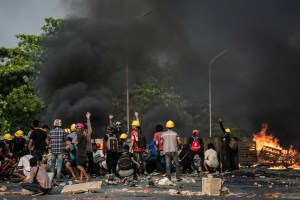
86,112,91,119
109,115,113,120
218,119,222,122
134,112,139,117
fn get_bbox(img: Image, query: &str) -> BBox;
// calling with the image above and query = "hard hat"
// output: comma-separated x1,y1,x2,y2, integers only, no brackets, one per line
131,120,140,127
15,130,24,137
166,120,174,128
53,119,62,127
76,123,85,130
64,128,71,134
115,121,122,126
193,129,199,135
70,124,76,131
99,143,103,150
4,133,12,141
225,128,231,133
120,133,127,139
106,125,114,131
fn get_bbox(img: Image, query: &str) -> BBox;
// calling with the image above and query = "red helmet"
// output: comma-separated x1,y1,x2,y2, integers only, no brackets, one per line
193,129,199,135
76,123,85,130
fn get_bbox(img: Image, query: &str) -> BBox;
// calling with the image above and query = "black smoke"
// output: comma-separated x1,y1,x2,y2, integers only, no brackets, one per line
38,0,300,148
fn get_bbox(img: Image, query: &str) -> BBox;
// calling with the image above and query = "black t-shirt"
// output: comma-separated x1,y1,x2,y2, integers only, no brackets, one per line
12,137,26,154
0,141,7,155
76,133,87,157
29,129,47,151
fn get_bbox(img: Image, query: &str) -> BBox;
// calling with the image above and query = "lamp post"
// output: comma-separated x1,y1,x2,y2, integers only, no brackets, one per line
209,49,228,138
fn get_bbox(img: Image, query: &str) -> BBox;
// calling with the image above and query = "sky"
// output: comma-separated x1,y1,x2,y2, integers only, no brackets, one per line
0,0,67,47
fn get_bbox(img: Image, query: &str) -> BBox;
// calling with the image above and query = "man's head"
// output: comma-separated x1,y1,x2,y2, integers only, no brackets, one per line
208,143,215,150
32,120,40,128
76,123,85,134
53,119,62,127
106,125,114,133
131,120,140,130
155,124,163,132
4,133,12,142
225,128,231,135
21,147,30,156
166,120,174,129
65,137,72,145
29,157,38,167
115,121,122,131
92,143,98,152
193,129,199,136
42,125,49,133
15,130,24,138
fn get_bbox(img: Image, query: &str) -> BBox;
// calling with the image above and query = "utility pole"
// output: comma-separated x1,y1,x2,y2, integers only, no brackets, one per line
209,49,228,138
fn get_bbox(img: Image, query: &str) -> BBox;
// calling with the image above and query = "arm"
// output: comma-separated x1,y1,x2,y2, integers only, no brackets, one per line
86,112,92,135
177,135,181,146
219,119,226,133
199,138,204,151
134,112,139,123
28,139,33,150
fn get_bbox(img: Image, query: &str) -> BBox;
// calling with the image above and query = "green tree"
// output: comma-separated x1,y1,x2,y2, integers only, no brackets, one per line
0,17,62,135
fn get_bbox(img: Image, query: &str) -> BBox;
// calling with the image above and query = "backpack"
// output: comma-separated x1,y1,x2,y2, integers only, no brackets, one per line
136,133,147,149
119,154,132,170
229,137,238,151
106,134,118,152
190,137,201,152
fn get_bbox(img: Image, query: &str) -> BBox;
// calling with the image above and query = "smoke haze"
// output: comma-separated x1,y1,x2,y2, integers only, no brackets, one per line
38,0,300,148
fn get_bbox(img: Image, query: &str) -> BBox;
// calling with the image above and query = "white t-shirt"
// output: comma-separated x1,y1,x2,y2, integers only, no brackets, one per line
18,154,33,177
93,150,101,163
204,149,219,168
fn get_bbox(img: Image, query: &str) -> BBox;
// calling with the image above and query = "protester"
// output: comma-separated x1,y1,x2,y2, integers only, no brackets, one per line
68,124,77,143
28,120,48,165
219,119,238,171
64,137,78,180
20,157,52,196
0,134,13,162
103,125,118,176
161,120,182,181
203,143,219,173
179,144,192,174
0,153,17,180
49,119,66,181
12,130,27,159
83,112,95,176
41,148,51,172
153,124,165,170
144,141,164,175
75,123,90,182
13,147,33,180
188,129,204,173
115,145,139,182
130,123,146,175
114,121,123,140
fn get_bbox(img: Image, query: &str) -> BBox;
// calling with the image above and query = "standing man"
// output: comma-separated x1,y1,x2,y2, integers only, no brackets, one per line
103,125,119,176
49,119,66,181
75,123,90,182
83,112,94,176
161,120,181,181
188,129,204,173
28,120,48,166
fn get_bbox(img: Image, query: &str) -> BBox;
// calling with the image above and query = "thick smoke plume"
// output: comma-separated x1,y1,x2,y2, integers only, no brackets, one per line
38,0,300,148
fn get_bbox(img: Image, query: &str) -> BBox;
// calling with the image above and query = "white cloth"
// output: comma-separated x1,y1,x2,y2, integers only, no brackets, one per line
17,154,33,177
204,149,219,168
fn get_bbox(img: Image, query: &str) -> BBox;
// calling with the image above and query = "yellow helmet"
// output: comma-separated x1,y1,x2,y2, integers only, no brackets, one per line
131,120,140,127
120,133,128,140
166,120,174,128
64,128,71,134
4,133,12,141
15,130,24,137
99,143,103,150
70,124,76,131
225,128,231,133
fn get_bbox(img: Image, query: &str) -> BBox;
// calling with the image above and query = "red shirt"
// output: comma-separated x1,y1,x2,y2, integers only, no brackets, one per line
131,130,143,152
154,131,164,151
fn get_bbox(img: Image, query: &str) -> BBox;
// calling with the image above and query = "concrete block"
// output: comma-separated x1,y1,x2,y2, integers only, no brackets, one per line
61,181,102,194
202,177,222,196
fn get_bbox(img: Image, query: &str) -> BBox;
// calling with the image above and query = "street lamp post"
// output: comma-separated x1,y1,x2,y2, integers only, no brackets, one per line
209,49,228,138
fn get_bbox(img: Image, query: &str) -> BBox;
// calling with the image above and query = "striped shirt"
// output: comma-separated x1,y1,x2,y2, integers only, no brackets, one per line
49,127,66,154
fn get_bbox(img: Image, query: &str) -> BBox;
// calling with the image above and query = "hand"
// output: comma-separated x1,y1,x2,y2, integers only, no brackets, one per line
218,119,222,122
86,112,91,119
134,112,139,117
109,115,113,120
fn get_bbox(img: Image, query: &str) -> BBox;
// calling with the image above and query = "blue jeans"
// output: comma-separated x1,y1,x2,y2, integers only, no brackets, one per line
50,153,64,179
165,152,180,180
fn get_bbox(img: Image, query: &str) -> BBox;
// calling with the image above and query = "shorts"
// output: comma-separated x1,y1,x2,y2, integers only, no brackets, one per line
32,150,44,161
77,156,86,167
70,158,77,167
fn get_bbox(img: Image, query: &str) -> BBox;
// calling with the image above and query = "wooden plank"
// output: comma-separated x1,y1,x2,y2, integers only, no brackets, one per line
61,181,102,194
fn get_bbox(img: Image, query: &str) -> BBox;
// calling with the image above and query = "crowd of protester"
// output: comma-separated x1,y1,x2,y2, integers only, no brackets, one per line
0,112,229,196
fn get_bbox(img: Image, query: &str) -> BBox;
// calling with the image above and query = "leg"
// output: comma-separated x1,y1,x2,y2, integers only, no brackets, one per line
112,152,118,173
106,153,112,174
77,165,90,182
50,153,57,175
189,152,196,170
56,153,64,179
65,162,76,179
172,152,181,180
165,153,171,180
20,183,43,193
87,152,94,174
